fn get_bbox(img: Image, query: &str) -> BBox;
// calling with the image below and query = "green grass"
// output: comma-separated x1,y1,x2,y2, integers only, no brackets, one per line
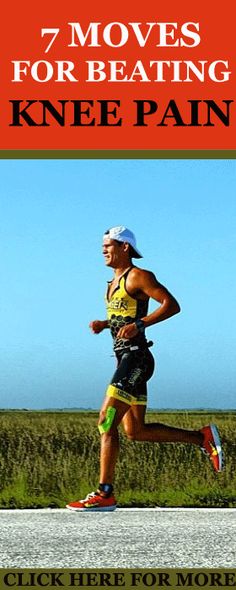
0,410,235,508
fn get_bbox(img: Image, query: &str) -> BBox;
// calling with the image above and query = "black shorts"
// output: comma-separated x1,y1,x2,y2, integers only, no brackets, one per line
106,348,155,406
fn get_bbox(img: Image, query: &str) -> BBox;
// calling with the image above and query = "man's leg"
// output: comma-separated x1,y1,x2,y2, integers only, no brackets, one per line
122,405,203,445
98,395,130,486
66,395,130,511
122,405,223,472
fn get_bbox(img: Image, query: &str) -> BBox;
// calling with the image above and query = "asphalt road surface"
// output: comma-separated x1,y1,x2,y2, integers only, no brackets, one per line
0,508,235,568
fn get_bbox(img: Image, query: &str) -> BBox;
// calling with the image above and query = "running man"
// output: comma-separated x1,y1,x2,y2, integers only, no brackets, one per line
67,226,223,511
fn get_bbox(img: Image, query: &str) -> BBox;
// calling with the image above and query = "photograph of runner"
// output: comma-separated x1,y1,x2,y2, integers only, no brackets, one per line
67,225,223,512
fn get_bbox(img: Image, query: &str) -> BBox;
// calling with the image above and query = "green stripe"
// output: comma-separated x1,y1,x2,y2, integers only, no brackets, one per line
0,150,236,159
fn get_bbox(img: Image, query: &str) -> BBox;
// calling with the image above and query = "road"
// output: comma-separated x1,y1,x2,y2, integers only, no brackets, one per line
0,508,235,568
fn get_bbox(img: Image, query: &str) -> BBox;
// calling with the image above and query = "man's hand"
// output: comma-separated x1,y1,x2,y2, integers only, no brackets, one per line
116,323,139,340
89,320,107,334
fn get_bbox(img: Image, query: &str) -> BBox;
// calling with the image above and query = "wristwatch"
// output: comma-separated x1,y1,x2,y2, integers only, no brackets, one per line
134,319,145,333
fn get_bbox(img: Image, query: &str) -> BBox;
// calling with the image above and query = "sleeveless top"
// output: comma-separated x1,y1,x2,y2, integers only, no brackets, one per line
105,268,148,352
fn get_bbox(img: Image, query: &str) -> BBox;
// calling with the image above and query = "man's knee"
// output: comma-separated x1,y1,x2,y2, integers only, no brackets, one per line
123,421,141,441
98,406,117,435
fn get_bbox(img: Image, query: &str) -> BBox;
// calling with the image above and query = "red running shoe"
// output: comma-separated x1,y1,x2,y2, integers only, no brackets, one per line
200,424,223,472
66,491,117,512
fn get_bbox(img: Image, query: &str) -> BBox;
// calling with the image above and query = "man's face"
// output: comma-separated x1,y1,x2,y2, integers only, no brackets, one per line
102,238,124,268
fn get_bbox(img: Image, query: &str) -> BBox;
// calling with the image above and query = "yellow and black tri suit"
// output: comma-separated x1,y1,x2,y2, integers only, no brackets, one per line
105,268,155,406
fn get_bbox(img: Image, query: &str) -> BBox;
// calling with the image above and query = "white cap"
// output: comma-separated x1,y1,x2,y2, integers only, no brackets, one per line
103,226,143,258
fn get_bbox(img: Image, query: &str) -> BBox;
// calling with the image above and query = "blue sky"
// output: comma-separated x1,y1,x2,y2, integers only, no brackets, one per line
0,159,235,409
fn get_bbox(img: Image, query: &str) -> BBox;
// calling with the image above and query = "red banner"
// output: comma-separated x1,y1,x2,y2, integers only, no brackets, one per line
1,0,235,150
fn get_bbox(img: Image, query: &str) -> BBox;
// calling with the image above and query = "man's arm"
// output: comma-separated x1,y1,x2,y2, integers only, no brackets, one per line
89,320,109,334
117,268,180,339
